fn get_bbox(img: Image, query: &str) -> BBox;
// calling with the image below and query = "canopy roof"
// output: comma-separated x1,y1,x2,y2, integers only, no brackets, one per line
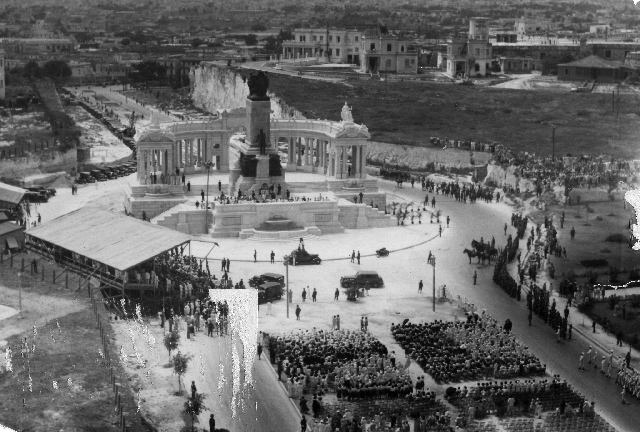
26,207,191,271
558,55,625,69
0,182,27,205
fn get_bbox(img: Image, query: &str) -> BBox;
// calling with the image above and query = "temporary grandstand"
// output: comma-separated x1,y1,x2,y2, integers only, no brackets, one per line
25,207,192,303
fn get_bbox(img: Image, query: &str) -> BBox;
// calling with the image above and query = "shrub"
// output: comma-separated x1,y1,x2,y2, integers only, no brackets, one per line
608,295,619,310
629,268,640,281
605,233,626,243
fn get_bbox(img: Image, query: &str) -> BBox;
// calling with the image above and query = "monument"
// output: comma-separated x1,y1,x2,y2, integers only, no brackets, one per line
229,71,284,193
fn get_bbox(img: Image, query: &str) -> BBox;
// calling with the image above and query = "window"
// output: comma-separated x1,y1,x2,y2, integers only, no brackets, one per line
355,47,359,53
605,50,611,58
411,59,415,65
337,36,341,42
475,64,480,72
370,43,375,50
475,48,480,56
385,59,392,69
299,36,305,42
319,36,323,41
387,44,392,52
328,49,332,56
312,35,316,41
355,36,359,41
335,49,340,56
329,35,333,42
401,46,405,52
565,68,568,75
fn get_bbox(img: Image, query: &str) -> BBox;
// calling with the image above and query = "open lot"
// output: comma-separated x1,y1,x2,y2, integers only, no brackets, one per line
267,73,640,158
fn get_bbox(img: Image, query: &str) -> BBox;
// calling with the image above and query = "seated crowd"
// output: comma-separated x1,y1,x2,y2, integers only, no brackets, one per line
391,314,545,384
446,376,584,419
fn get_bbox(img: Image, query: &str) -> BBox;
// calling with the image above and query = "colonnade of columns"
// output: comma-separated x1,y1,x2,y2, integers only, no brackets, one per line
279,135,366,179
139,147,172,184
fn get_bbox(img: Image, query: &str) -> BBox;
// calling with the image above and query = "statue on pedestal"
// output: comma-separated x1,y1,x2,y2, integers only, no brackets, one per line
247,71,270,101
341,101,354,123
256,128,267,155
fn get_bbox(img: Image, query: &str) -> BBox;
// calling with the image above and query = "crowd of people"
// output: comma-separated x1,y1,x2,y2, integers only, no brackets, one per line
446,376,586,420
392,314,545,384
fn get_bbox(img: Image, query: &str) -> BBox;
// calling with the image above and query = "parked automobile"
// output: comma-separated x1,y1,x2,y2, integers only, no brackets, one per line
77,172,95,184
90,170,107,181
249,272,285,288
287,248,321,265
258,282,284,304
340,271,384,288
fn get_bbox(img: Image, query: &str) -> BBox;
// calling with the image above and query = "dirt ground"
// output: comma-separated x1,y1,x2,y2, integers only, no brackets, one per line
267,73,640,158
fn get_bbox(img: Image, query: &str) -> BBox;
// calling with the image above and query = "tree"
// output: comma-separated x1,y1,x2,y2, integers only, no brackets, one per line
244,34,258,45
184,392,206,432
173,351,190,394
131,61,167,85
23,61,42,79
42,60,71,81
164,330,180,361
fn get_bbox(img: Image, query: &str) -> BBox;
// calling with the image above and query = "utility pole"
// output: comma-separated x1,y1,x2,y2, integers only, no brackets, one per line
204,161,214,232
552,126,556,161
428,255,436,312
283,255,290,318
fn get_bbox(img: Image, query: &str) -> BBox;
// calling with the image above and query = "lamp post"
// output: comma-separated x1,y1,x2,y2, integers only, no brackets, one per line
428,255,436,312
283,255,290,319
204,161,214,233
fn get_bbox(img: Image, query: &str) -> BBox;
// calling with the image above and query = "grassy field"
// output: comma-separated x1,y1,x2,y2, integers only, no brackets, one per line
0,306,152,432
267,74,640,159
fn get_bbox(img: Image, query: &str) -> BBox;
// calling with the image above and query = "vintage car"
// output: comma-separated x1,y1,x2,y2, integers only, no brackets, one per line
249,272,285,288
287,248,321,265
340,271,384,288
258,281,284,305
77,172,96,184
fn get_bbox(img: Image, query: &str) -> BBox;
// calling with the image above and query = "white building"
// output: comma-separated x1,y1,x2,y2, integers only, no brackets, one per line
446,18,493,78
514,17,555,37
359,30,418,74
282,28,363,64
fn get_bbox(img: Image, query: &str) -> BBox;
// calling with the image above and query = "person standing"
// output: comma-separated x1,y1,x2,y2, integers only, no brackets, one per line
446,215,450,227
334,288,339,301
473,271,477,285
209,413,215,432
418,280,423,294
356,251,361,265
218,180,222,192
578,352,585,371
312,288,317,302
270,250,275,264
191,381,197,399
295,304,301,320
336,314,341,330
300,415,307,432
332,315,336,330
254,249,257,263
302,287,307,302
257,343,263,360
351,250,355,263
439,225,442,237
364,316,368,331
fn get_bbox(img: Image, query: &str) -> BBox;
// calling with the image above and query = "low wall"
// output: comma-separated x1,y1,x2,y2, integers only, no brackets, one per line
211,200,343,237
156,209,213,235
125,196,189,219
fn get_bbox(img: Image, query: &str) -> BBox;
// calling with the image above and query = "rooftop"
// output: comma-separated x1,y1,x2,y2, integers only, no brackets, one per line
26,207,192,271
0,182,27,205
558,55,625,69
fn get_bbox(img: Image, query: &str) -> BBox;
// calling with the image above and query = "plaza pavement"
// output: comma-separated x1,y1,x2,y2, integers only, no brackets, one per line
24,175,640,432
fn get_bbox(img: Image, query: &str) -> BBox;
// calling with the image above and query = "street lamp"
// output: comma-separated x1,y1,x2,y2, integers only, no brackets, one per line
283,255,290,319
204,161,214,233
428,255,436,312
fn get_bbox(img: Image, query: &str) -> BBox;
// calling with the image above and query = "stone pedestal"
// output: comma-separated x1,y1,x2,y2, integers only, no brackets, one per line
246,98,271,152
256,155,270,178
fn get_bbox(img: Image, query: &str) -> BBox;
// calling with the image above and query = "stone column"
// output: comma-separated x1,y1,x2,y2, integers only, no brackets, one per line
296,138,302,166
305,138,310,166
353,145,359,178
360,145,366,178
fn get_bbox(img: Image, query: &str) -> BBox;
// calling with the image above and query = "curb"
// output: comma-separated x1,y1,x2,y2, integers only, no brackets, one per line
261,348,302,420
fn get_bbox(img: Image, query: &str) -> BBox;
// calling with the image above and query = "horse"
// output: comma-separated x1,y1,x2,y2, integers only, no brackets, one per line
463,248,479,264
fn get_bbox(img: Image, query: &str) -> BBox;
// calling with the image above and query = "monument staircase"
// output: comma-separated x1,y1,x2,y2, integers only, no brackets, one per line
152,202,213,235
337,202,396,229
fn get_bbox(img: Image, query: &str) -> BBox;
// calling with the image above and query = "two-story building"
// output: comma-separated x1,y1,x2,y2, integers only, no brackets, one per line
446,18,493,78
359,30,418,74
281,28,362,64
